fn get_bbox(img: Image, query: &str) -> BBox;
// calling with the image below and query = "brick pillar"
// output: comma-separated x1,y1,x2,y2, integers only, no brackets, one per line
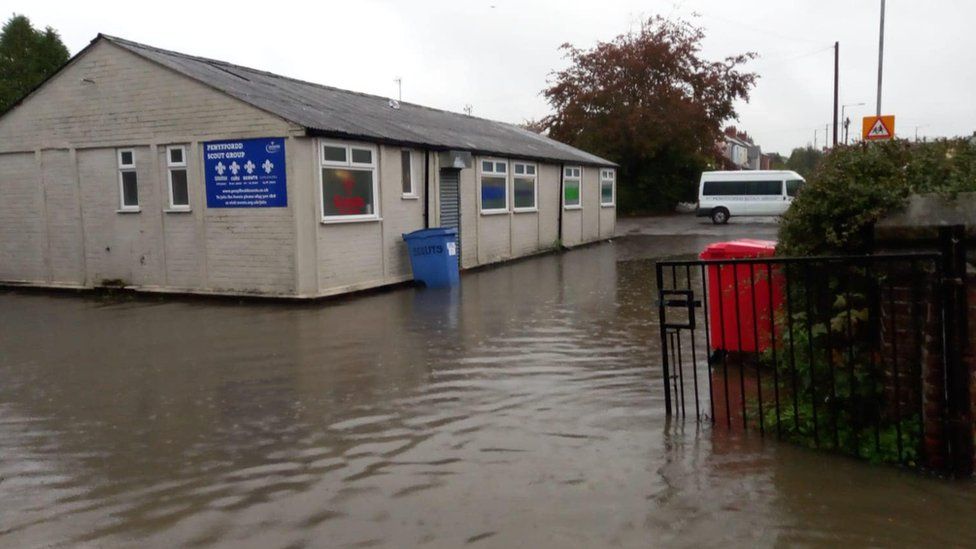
967,281,976,472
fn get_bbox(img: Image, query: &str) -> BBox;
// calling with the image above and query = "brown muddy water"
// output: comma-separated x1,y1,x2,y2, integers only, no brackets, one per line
1,235,975,548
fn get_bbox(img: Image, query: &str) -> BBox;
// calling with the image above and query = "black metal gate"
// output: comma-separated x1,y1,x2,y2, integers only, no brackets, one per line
655,227,971,475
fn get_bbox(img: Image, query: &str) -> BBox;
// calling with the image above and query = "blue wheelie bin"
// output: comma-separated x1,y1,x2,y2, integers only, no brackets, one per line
402,227,460,288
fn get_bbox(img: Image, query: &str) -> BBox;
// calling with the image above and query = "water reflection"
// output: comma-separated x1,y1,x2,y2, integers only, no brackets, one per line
0,235,974,547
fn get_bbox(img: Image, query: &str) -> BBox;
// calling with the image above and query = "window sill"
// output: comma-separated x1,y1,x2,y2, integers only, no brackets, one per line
117,208,141,214
563,205,582,211
321,216,382,225
480,209,509,216
401,194,419,200
513,208,538,214
165,208,192,214
600,203,615,208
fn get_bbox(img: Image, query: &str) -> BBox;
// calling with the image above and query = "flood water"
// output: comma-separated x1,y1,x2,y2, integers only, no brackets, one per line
2,235,975,548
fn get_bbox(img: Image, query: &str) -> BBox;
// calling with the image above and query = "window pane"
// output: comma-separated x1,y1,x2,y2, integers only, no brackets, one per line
322,168,374,216
401,150,412,194
120,150,133,166
482,160,493,172
122,171,138,206
786,179,804,197
747,180,781,195
703,181,743,196
351,148,372,164
564,180,580,206
170,169,189,206
169,147,184,165
494,162,506,173
514,177,535,209
323,145,346,163
601,181,613,204
514,164,525,175
481,176,506,210
526,165,535,175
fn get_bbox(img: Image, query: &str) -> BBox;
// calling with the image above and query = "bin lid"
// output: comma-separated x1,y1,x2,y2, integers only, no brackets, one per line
402,227,458,241
700,239,777,260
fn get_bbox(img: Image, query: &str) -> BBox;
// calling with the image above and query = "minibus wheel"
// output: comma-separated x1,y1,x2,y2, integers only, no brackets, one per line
711,207,730,225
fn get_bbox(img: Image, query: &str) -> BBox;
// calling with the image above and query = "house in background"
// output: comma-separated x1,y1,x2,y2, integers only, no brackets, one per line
717,126,771,171
0,34,617,299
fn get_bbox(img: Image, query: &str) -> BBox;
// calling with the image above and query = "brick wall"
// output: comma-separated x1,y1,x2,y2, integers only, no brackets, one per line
966,282,976,472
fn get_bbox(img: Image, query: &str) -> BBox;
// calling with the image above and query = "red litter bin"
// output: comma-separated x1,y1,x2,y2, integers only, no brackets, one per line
701,240,783,354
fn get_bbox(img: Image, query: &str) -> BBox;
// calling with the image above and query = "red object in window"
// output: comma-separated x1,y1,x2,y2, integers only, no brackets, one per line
700,240,783,354
333,195,365,215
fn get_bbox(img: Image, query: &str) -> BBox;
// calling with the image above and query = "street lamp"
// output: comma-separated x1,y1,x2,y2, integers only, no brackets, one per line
842,102,866,144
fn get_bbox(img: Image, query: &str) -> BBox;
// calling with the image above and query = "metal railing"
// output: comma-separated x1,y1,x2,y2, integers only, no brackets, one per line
656,246,969,473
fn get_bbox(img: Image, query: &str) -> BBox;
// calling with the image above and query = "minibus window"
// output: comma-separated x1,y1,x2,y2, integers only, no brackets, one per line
703,181,744,196
747,180,782,195
703,180,785,196
786,179,804,197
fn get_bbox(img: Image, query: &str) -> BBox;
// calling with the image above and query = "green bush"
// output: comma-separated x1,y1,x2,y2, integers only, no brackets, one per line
755,270,920,466
778,138,976,256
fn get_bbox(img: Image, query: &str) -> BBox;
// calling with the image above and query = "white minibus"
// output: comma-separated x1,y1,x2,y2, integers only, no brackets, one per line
696,170,805,224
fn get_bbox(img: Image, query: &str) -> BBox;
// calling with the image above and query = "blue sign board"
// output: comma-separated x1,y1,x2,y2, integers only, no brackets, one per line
204,137,287,208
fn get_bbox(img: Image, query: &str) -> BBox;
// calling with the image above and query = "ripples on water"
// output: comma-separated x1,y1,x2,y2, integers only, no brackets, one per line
1,236,975,548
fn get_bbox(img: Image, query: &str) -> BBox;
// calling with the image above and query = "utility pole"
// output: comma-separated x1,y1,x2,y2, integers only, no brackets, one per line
833,41,839,147
814,129,818,150
842,102,865,144
394,77,402,102
876,0,886,115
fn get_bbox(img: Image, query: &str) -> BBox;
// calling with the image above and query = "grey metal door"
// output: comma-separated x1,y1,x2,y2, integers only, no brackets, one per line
439,168,461,259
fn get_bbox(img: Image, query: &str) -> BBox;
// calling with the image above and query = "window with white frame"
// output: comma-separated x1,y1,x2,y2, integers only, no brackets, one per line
480,159,508,213
401,149,416,197
167,146,190,210
563,166,581,208
600,168,615,206
512,162,537,211
320,141,379,221
118,149,139,210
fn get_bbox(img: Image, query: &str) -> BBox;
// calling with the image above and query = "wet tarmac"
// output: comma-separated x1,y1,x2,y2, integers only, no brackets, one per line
1,234,975,548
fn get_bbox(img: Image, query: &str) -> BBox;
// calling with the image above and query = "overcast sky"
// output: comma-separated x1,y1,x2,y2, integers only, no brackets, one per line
9,0,976,154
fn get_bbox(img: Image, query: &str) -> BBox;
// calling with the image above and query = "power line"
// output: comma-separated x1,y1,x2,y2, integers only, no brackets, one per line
693,11,828,46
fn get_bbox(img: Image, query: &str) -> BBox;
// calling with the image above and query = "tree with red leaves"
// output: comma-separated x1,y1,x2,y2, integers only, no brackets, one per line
537,16,757,213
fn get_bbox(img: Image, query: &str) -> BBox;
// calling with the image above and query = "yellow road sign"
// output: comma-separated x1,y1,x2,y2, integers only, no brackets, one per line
863,115,895,140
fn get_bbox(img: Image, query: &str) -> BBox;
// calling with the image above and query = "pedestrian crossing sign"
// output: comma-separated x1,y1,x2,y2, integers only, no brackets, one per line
862,115,895,141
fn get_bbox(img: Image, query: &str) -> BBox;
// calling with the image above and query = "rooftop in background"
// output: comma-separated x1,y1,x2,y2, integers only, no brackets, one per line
97,34,614,167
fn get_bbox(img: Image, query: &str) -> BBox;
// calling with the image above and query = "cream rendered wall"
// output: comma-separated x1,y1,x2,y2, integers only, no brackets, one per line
510,211,539,257
474,156,512,265
599,170,617,239
581,165,601,243
381,147,426,279
468,157,576,265
537,164,560,249
459,165,479,269
0,40,303,296
313,141,426,296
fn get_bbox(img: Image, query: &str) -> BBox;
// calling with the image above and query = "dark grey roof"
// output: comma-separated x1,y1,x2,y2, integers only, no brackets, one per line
100,35,614,167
